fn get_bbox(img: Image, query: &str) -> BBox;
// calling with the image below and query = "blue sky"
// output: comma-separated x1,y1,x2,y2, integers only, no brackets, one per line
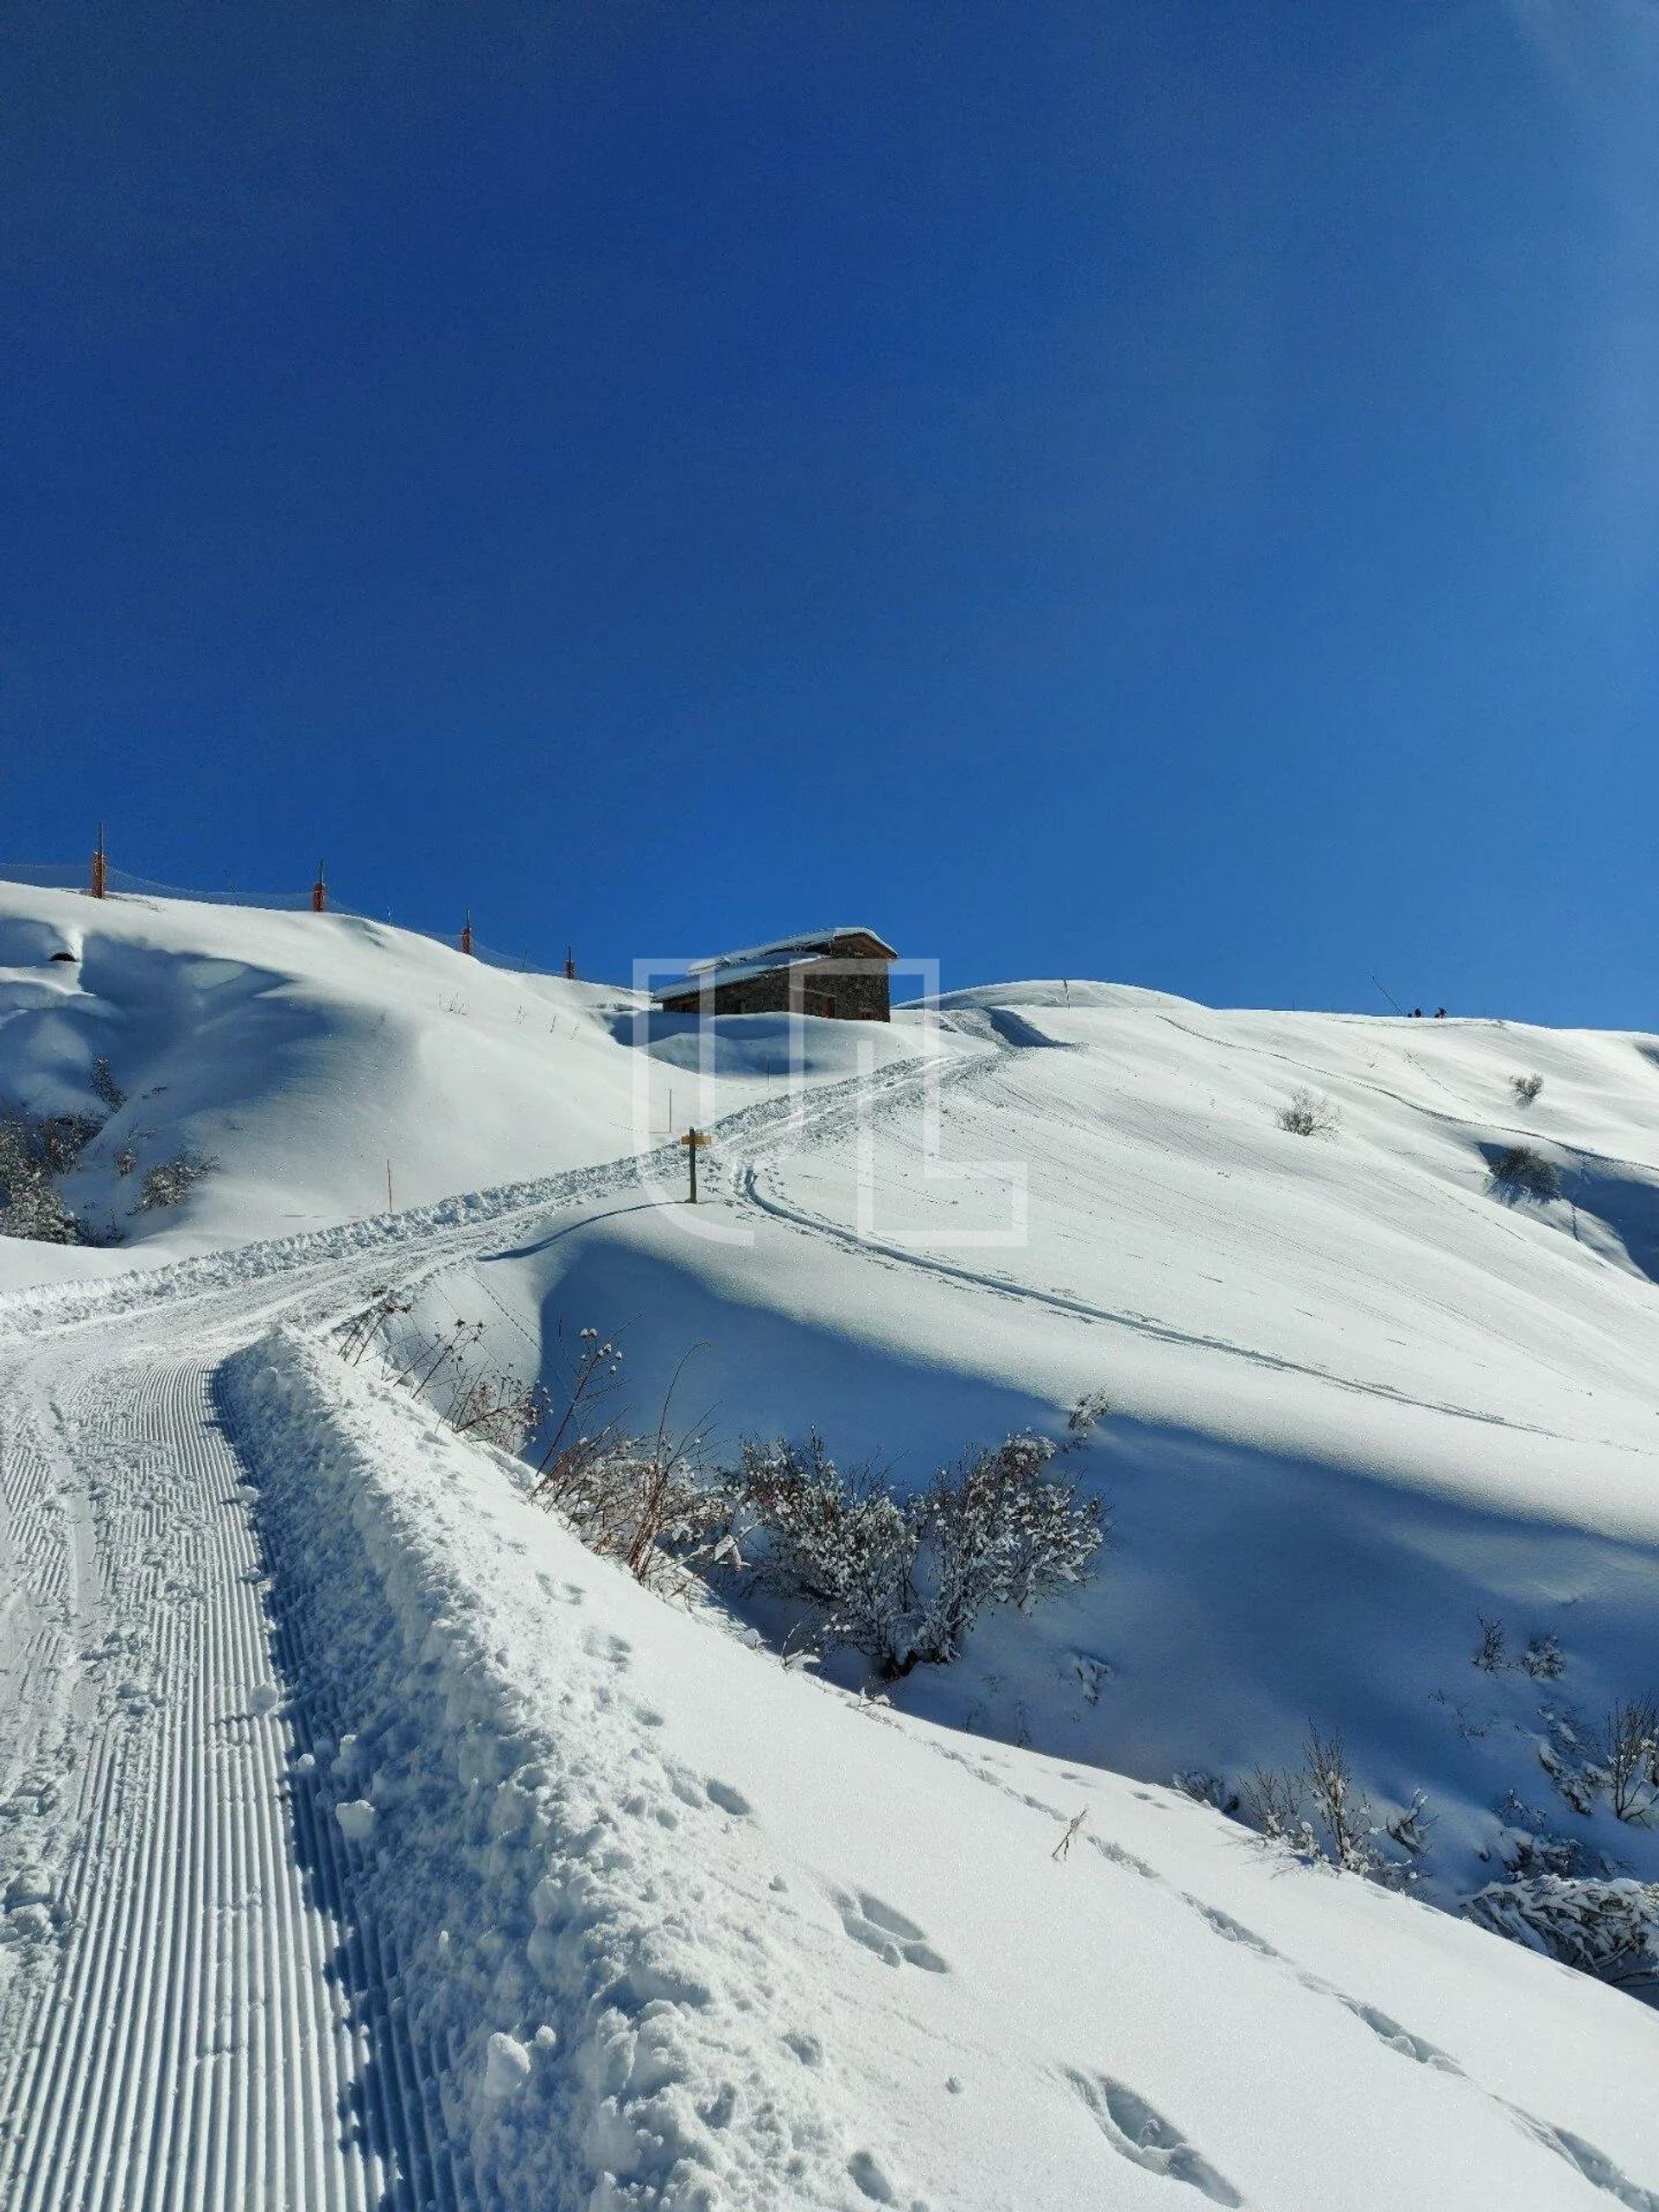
3,3,1656,1024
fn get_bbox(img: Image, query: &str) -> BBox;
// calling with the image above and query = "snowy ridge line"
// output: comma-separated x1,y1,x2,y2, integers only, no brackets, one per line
0,1052,933,1342
731,1052,1658,1455
218,1327,889,2212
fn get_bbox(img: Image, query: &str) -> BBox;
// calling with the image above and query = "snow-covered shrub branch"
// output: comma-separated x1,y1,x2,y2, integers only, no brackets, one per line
1488,1145,1560,1202
1276,1089,1341,1138
718,1434,914,1671
722,1402,1109,1681
1532,1688,1659,1827
137,1148,217,1209
1601,1695,1659,1827
1222,1726,1427,1888
336,1304,550,1459
333,1305,1107,1649
0,1107,102,1243
1466,1877,1659,1998
0,1058,221,1241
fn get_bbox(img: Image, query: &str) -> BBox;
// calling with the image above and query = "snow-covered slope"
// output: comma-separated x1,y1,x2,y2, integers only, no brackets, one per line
399,978,1659,1915
2,889,1657,2209
0,881,929,1285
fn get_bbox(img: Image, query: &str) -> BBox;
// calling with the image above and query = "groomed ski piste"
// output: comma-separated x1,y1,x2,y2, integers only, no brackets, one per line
1,878,1657,2210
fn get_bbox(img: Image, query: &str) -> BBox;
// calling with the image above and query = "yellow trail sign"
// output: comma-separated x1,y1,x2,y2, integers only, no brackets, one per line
678,1125,712,1202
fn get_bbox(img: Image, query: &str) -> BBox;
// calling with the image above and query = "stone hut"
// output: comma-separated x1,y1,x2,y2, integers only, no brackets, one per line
653,928,897,1022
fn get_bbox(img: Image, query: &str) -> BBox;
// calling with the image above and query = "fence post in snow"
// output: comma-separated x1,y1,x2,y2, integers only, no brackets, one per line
90,824,107,899
311,862,327,914
460,910,474,957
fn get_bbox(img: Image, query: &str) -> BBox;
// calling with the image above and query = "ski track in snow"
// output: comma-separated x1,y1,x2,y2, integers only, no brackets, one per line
2,985,1658,2208
0,1058,943,2209
731,1045,1649,1452
0,1342,462,2210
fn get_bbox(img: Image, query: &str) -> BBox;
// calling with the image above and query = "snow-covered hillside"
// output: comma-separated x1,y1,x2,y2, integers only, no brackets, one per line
0,881,928,1285
2,885,1657,2210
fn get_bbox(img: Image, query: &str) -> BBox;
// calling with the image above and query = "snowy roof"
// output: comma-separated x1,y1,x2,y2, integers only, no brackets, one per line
684,927,895,976
652,951,822,1002
650,927,896,1006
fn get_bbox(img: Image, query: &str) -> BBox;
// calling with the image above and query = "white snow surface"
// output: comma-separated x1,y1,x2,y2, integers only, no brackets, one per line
1,883,1657,2209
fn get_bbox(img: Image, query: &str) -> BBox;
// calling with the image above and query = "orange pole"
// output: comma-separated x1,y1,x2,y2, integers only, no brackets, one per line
311,861,327,913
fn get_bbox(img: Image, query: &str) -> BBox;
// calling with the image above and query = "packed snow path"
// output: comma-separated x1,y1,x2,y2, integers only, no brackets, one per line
0,1067,936,2209
0,1308,476,2208
0,1141,691,2207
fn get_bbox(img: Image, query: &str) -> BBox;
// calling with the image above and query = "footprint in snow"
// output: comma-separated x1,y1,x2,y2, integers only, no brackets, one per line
835,1891,950,1974
536,1573,585,1605
705,1779,752,1818
580,1626,630,1669
1086,1834,1159,1882
846,2147,926,2207
1065,2071,1243,2206
1513,2112,1659,2212
1333,1995,1461,2074
1192,1902,1281,1958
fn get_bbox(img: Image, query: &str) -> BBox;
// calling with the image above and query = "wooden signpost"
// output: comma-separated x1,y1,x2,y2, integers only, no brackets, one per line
679,1125,712,1203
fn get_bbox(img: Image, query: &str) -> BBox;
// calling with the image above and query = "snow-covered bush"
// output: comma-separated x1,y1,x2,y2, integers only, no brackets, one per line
727,1417,1107,1681
1601,1694,1659,1826
138,1149,217,1209
90,1054,125,1110
0,1108,101,1243
524,1333,729,1589
1471,1618,1565,1679
906,1433,1106,1671
1510,1072,1544,1106
721,1434,914,1670
1277,1089,1340,1137
1534,1694,1659,1824
536,1427,728,1591
1489,1145,1560,1202
1240,1727,1422,1887
0,1155,79,1242
1537,1711,1602,1818
1493,1796,1592,1882
1466,1876,1659,1999
1173,1770,1240,1816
